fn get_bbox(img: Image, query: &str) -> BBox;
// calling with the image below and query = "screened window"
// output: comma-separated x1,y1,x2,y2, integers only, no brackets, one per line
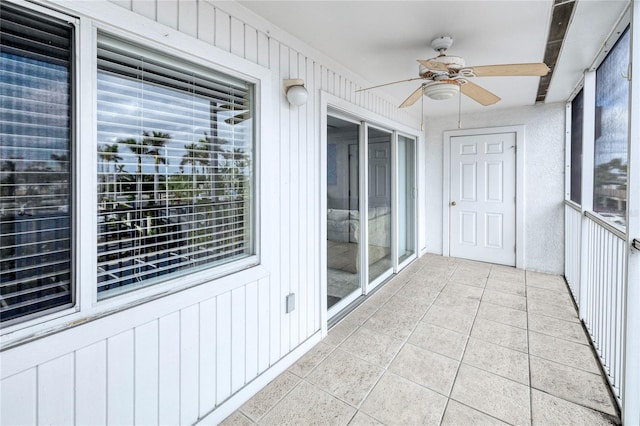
593,27,630,228
96,36,255,297
0,5,74,323
570,89,583,204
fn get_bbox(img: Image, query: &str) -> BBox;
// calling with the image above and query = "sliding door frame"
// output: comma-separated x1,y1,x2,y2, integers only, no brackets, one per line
320,91,421,333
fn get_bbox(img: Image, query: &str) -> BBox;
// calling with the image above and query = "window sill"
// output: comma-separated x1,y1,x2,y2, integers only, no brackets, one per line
1,259,267,351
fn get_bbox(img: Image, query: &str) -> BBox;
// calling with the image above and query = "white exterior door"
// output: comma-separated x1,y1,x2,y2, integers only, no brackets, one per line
449,132,516,266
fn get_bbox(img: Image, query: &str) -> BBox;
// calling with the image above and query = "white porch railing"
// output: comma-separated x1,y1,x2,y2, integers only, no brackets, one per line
564,203,582,305
582,212,627,402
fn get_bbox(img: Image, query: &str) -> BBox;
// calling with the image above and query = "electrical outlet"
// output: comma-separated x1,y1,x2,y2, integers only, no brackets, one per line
285,293,295,313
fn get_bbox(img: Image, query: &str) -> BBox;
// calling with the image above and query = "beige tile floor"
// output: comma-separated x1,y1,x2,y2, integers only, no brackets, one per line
222,254,621,426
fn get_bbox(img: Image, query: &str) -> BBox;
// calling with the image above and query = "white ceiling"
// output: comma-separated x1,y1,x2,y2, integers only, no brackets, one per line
239,0,629,117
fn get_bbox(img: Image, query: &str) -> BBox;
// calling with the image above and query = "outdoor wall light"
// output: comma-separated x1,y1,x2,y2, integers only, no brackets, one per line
284,79,308,106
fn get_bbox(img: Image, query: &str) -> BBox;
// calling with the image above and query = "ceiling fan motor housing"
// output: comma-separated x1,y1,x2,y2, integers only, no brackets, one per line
431,35,453,52
419,55,466,77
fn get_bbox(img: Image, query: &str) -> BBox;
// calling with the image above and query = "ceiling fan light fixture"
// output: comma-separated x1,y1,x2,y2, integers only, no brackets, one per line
423,81,460,100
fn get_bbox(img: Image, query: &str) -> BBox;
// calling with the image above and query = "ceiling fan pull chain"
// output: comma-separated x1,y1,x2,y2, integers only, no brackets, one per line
421,87,425,132
458,85,462,129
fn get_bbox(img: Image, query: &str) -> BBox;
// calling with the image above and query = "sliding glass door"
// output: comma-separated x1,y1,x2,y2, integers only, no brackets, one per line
326,112,417,318
326,116,361,310
398,135,416,266
367,126,393,286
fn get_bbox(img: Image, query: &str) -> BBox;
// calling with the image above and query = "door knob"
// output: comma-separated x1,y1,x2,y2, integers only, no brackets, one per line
450,201,457,206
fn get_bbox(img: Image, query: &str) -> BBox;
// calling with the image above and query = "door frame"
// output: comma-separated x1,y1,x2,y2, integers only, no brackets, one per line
442,125,526,269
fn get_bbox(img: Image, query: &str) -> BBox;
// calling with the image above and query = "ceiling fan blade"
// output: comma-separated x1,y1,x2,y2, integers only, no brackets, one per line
355,77,424,92
464,63,550,77
399,85,424,108
417,59,449,72
460,81,501,106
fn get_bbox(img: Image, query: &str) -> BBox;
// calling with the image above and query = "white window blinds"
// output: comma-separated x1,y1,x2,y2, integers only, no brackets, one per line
96,36,254,297
0,4,74,323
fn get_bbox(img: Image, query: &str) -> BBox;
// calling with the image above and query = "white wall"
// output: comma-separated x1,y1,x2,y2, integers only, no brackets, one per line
0,1,419,425
425,102,566,274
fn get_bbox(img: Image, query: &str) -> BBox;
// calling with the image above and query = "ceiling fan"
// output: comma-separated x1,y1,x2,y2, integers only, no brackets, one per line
358,36,550,108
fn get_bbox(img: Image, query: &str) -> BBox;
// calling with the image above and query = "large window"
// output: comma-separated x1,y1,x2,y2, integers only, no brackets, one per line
570,89,583,204
96,36,255,297
0,5,74,323
593,27,630,227
1,3,258,325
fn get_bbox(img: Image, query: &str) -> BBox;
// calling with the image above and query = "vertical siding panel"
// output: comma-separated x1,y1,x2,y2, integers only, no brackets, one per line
257,277,271,373
178,0,198,38
322,66,329,93
231,287,246,392
214,8,231,52
107,331,134,426
245,26,258,63
289,48,301,349
156,0,178,29
349,81,355,103
329,70,336,95
230,17,245,58
1,369,36,425
197,1,215,45
76,341,107,425
180,305,200,425
216,291,232,404
280,43,292,357
257,31,269,68
313,59,322,333
245,280,259,381
158,312,180,425
134,321,159,425
38,355,74,425
131,0,155,20
268,37,282,365
199,298,217,417
297,53,308,342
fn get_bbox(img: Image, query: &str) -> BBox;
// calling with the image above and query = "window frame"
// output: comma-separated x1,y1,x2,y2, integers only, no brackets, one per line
567,88,584,206
0,1,79,327
94,33,257,300
565,8,631,233
1,0,271,343
591,25,631,229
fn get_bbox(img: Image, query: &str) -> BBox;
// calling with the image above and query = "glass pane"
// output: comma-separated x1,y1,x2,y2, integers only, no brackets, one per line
593,27,629,227
570,89,583,204
0,5,73,323
96,40,254,297
368,127,392,283
326,117,360,309
398,135,416,264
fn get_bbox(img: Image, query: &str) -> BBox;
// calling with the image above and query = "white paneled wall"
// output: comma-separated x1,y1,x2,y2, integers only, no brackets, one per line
2,278,284,425
0,1,418,425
